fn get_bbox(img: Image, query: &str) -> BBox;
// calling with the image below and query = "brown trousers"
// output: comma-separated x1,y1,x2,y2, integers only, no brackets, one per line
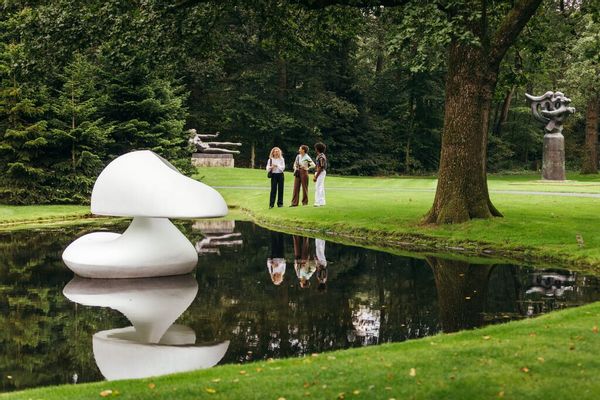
291,169,309,206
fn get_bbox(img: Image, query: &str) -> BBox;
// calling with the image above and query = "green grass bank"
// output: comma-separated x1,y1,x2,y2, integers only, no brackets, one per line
196,168,600,269
4,301,600,400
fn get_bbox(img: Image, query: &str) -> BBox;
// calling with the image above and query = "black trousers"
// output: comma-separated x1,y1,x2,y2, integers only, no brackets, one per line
270,172,284,207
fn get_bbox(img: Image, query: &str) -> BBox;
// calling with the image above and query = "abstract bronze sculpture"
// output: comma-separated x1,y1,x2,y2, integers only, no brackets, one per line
525,91,576,181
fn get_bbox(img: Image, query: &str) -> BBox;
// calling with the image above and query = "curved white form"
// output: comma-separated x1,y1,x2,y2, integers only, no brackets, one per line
63,275,230,380
62,150,228,278
63,275,198,343
93,326,230,381
91,150,228,218
63,217,199,278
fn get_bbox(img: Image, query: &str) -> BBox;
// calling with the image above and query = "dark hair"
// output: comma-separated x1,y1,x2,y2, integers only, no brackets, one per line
300,144,309,153
314,142,326,153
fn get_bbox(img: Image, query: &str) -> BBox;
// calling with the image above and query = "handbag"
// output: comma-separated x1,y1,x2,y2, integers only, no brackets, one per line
267,158,273,178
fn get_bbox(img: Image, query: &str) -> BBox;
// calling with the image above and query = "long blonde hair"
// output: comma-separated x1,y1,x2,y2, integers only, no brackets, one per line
269,147,283,159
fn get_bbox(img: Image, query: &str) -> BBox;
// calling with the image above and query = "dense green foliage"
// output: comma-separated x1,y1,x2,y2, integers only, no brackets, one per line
0,1,598,204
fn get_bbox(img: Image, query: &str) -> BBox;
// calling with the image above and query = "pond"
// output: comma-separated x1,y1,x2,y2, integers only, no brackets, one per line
1,220,599,392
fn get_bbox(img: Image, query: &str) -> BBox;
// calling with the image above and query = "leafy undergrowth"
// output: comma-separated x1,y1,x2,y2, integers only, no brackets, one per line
4,302,600,399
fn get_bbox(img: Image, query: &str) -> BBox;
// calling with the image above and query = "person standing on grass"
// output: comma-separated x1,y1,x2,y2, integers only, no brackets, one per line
266,147,285,209
313,142,327,207
290,145,315,207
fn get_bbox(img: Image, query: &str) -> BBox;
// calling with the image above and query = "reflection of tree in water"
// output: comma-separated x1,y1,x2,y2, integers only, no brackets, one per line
3,222,600,391
0,226,127,392
427,257,494,333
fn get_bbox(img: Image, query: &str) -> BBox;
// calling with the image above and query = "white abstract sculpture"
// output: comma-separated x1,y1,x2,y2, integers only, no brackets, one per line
62,150,228,278
63,275,230,381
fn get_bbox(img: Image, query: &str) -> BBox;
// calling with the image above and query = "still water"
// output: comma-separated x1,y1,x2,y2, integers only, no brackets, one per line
1,220,599,392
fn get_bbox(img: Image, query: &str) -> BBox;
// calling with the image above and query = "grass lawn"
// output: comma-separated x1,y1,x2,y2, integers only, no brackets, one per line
0,204,89,227
196,168,600,269
5,300,600,400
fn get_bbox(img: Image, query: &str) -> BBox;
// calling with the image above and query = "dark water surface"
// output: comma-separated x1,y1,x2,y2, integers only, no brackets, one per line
1,220,599,392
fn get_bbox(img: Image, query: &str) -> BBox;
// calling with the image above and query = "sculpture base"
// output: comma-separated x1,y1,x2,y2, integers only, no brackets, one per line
542,133,566,181
192,153,234,168
62,217,198,279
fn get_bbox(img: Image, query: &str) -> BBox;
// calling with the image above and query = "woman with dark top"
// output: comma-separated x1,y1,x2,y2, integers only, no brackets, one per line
266,147,285,208
313,142,327,207
290,145,315,207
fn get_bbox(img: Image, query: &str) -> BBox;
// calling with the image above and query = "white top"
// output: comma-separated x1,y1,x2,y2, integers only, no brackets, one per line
267,258,287,275
266,157,285,173
294,154,315,171
91,150,228,218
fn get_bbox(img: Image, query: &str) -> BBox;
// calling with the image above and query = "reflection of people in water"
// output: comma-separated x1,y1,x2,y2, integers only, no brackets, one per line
315,239,328,291
293,235,316,288
267,232,286,285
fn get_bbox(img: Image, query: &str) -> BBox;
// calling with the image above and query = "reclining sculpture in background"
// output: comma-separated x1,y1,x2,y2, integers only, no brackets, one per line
189,129,242,154
525,91,576,181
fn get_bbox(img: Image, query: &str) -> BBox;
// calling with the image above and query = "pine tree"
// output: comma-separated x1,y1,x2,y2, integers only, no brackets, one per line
0,40,53,204
102,62,191,173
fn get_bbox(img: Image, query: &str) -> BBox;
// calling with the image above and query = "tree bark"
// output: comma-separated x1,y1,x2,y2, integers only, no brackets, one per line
493,86,515,136
425,41,503,224
581,96,599,174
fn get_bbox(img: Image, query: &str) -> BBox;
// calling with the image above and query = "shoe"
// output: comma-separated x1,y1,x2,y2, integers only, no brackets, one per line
277,205,283,208
269,206,274,209
289,205,298,207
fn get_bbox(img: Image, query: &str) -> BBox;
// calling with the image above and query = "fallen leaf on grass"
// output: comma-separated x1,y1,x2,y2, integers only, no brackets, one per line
537,357,545,363
148,383,156,390
353,389,360,395
521,367,529,373
498,391,504,398
277,397,286,400
529,332,537,337
239,370,247,375
593,326,598,334
337,392,346,399
211,378,221,383
409,368,416,377
100,390,112,397
205,387,217,394
255,367,263,372
482,336,491,340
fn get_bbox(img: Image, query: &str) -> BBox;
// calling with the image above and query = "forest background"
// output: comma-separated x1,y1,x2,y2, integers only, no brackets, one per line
0,0,598,204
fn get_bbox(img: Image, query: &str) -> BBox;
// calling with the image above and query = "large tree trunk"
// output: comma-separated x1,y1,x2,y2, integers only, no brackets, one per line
425,41,503,224
581,96,599,174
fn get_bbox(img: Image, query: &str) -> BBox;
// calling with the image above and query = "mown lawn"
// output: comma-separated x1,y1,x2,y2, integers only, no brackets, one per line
197,168,600,267
5,301,600,400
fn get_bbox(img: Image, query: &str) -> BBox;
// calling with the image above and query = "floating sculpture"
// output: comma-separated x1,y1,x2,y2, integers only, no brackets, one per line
189,129,241,168
62,150,228,278
525,91,576,181
189,129,241,154
63,275,229,381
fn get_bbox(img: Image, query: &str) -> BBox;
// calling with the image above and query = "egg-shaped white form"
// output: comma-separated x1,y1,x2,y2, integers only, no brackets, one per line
91,150,228,218
63,275,198,343
62,150,228,278
93,326,230,381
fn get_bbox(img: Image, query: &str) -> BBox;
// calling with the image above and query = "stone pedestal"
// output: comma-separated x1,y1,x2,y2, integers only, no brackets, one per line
542,133,566,181
191,153,234,168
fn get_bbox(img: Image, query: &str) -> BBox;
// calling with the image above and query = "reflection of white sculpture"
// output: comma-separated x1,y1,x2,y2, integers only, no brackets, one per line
63,275,229,381
62,150,228,278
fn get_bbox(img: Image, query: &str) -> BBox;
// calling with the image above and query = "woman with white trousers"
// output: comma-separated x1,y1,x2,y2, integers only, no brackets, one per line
313,142,327,207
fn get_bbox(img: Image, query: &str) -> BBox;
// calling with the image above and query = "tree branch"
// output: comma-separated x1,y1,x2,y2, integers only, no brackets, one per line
489,0,543,66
